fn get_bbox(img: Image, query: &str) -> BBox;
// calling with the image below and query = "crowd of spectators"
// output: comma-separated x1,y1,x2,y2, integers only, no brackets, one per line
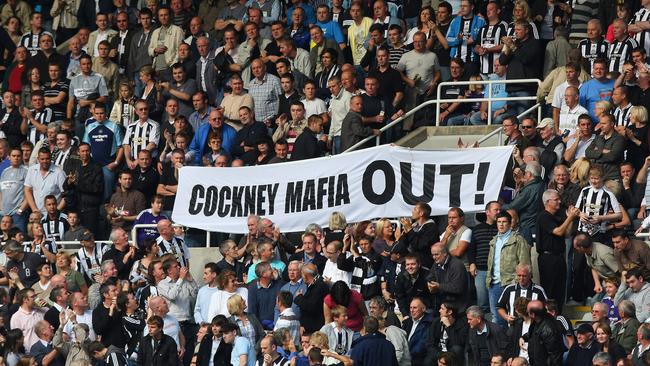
0,0,650,366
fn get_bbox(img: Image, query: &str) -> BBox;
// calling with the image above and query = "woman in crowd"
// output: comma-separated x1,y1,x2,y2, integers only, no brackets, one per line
20,67,42,108
595,322,627,364
620,106,650,171
55,252,88,295
137,65,159,118
405,7,436,48
372,218,395,257
323,281,367,333
4,329,25,366
129,238,159,287
207,270,249,319
315,48,341,101
227,294,265,347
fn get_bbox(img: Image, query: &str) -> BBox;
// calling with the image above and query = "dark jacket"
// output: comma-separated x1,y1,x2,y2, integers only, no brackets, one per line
340,111,373,152
402,313,433,366
196,49,219,105
585,132,626,181
350,333,399,366
291,128,327,161
287,252,327,276
93,303,127,349
63,157,104,209
293,276,330,333
426,256,469,313
524,314,566,366
247,278,285,323
499,36,543,93
503,176,544,231
468,321,511,365
398,220,439,269
137,333,180,366
31,338,65,366
196,333,233,366
394,270,430,313
425,317,468,364
227,314,265,346
599,340,627,364
566,341,599,366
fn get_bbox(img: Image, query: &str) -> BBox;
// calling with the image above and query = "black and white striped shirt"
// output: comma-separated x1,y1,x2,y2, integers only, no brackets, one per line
613,103,633,127
456,17,477,63
41,212,69,241
576,186,621,234
506,21,540,40
53,147,73,168
43,81,69,122
496,282,548,316
23,240,58,263
578,39,609,75
631,8,650,55
608,37,639,72
19,31,55,56
123,119,160,159
76,243,110,283
28,108,53,145
156,235,190,268
477,21,508,75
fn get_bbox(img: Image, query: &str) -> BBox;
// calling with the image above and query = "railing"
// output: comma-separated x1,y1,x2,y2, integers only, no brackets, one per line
435,78,542,127
476,102,543,146
343,78,542,153
22,240,113,250
130,223,211,248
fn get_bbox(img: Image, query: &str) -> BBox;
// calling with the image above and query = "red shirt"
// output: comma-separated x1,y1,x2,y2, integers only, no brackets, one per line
7,64,25,94
324,290,364,331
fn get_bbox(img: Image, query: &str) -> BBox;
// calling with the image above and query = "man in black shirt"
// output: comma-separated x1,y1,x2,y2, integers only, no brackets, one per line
536,189,580,312
130,149,159,203
103,228,137,281
92,280,127,349
5,240,44,288
468,200,501,314
368,47,405,142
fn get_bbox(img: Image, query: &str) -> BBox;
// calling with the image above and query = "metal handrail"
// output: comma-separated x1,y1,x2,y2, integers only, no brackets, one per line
130,223,211,248
435,78,542,127
343,78,542,153
474,102,542,146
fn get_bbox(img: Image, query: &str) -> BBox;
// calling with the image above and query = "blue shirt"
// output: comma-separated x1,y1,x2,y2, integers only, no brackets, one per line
83,119,123,166
492,229,512,283
287,4,316,26
579,78,615,121
247,260,286,283
488,73,508,110
316,21,345,44
133,209,168,246
231,336,256,366
274,280,307,321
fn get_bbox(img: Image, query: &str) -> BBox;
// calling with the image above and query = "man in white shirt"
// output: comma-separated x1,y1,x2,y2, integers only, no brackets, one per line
552,62,584,134
194,263,220,325
327,76,352,155
557,86,589,136
149,296,185,354
322,241,352,286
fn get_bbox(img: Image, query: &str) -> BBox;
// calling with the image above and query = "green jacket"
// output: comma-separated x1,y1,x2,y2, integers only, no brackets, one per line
486,230,531,287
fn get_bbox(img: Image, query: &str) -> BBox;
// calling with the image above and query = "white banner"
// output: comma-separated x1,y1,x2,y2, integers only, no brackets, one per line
172,145,513,233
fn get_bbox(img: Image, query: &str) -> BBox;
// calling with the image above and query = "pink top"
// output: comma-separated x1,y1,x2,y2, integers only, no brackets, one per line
10,307,45,351
324,290,364,331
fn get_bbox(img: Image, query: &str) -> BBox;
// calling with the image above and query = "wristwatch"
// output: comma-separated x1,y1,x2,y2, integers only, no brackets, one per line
15,208,23,215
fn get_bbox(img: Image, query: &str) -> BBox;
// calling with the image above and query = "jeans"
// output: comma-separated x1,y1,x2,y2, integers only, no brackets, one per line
102,166,116,202
519,225,535,246
331,136,341,155
405,17,418,29
475,270,489,313
445,114,468,126
469,111,510,125
506,90,533,118
134,72,145,98
11,211,27,233
489,282,506,328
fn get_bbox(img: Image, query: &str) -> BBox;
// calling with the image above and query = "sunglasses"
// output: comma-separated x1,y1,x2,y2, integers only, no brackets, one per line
521,125,534,129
